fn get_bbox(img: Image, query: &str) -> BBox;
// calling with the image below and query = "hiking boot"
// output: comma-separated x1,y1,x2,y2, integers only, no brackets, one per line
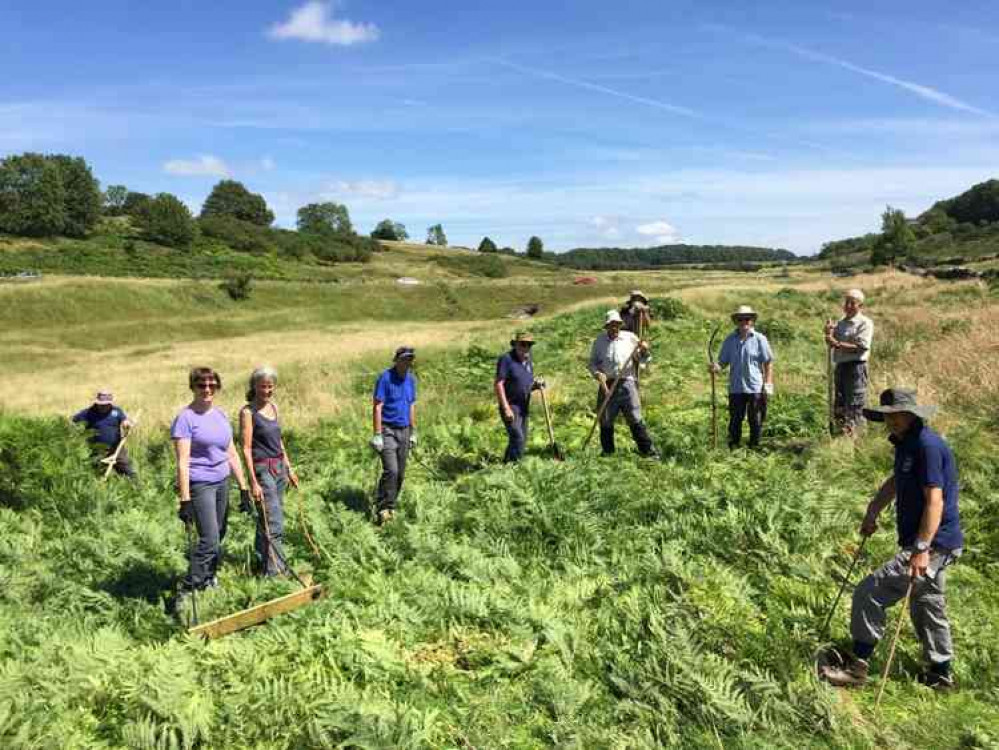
820,657,869,687
918,670,957,692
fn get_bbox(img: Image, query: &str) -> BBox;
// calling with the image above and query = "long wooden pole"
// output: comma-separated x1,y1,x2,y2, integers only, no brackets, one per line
874,578,915,713
827,321,836,436
582,342,641,451
707,325,721,450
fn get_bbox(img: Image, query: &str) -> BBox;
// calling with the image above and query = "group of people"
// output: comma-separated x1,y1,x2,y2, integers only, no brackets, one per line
71,285,964,692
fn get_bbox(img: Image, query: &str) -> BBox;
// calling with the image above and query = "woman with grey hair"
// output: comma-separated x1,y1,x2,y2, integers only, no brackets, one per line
239,366,299,577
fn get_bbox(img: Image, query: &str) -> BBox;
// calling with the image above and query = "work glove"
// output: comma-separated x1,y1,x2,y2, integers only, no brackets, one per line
594,372,607,384
409,432,418,449
370,433,384,453
238,489,253,514
177,502,195,525
764,383,774,396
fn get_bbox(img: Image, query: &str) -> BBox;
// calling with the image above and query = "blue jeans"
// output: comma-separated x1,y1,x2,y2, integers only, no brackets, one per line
254,459,288,576
185,478,229,589
502,404,529,463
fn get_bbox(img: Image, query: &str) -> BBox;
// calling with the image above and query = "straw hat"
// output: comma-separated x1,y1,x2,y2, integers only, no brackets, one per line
730,305,758,322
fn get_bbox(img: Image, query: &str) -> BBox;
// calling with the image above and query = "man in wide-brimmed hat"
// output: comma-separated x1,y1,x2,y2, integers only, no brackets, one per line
620,289,652,336
71,389,136,479
370,346,418,525
825,288,875,436
708,305,775,449
495,331,545,462
821,388,964,691
588,310,658,458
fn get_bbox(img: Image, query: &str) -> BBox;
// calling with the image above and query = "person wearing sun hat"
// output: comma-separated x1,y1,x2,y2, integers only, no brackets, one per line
825,288,874,436
620,289,652,336
495,331,545,462
708,305,775,449
588,309,658,457
370,346,418,525
71,389,136,479
821,387,963,691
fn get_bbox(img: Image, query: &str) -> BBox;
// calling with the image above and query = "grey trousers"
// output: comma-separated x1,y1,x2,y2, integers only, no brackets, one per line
253,459,288,576
596,380,655,455
851,548,959,666
834,361,868,433
377,424,410,511
185,479,229,589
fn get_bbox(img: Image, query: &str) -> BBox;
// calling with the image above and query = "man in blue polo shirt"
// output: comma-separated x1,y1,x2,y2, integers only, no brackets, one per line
71,389,136,479
370,347,418,525
495,331,544,462
821,388,964,691
709,305,774,449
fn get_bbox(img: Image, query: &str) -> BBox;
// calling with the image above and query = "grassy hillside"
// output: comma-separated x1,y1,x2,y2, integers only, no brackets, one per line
1,271,998,748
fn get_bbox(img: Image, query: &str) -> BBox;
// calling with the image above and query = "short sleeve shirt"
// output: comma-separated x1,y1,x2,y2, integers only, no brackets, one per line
717,330,774,394
833,313,874,364
72,406,128,448
496,351,534,409
893,424,963,550
374,368,417,428
170,406,232,484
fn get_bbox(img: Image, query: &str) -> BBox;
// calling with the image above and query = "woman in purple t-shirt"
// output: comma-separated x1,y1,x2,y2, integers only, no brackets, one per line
171,366,250,591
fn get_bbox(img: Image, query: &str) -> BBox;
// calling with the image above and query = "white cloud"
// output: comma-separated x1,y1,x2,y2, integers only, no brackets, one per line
163,154,231,178
636,220,681,244
589,215,622,239
268,1,380,46
321,179,400,200
261,156,276,171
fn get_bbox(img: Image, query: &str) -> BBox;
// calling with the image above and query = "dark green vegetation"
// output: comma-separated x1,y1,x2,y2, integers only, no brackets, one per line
552,244,797,270
2,284,997,748
820,179,999,268
0,153,102,238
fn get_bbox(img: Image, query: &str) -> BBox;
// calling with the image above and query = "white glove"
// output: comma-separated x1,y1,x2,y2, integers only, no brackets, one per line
764,383,774,396
369,434,384,453
408,432,417,449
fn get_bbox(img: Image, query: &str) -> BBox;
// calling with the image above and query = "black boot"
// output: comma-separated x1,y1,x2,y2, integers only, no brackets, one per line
630,421,659,458
599,426,615,455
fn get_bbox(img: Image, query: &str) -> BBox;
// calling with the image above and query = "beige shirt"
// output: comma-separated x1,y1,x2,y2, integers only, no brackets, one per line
588,330,649,380
833,312,873,364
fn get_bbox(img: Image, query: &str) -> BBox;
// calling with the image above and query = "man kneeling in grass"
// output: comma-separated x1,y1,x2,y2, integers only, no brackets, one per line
72,389,136,480
821,388,963,691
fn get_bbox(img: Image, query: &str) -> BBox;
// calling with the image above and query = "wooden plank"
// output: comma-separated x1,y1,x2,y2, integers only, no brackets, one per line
189,582,324,639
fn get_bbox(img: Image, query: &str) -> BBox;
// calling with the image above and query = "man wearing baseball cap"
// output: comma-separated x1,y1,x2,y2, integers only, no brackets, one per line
495,331,544,462
370,347,418,525
71,390,136,479
709,305,775,449
825,289,874,436
821,388,963,691
588,310,658,457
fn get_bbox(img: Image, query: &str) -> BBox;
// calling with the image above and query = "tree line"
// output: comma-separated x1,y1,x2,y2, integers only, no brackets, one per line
547,244,795,270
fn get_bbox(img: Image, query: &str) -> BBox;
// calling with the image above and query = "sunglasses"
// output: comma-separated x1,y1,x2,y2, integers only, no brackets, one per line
194,380,218,389
735,316,754,322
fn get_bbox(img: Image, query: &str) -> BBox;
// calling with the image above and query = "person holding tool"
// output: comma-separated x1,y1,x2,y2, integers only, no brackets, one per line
172,367,251,593
71,389,136,480
588,310,658,458
240,366,299,577
495,331,544,463
825,288,874,436
371,347,418,525
820,388,963,691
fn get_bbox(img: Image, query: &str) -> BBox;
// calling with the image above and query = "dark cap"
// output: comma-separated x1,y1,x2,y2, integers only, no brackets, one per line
862,387,937,422
393,346,415,361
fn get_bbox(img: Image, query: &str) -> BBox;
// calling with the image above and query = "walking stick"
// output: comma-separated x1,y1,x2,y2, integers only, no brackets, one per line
817,535,868,642
707,324,721,449
538,387,565,461
826,325,836,436
184,521,199,627
101,414,140,481
582,343,642,451
874,577,916,713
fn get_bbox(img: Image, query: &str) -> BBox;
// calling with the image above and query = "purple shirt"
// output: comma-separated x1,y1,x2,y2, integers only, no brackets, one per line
170,406,232,484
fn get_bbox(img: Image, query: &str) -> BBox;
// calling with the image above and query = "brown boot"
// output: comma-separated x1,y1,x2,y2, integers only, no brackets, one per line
820,657,869,687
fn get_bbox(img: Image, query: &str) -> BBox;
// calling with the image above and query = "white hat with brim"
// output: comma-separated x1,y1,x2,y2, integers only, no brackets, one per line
604,310,624,327
730,305,758,322
629,289,648,303
845,288,865,303
94,390,114,405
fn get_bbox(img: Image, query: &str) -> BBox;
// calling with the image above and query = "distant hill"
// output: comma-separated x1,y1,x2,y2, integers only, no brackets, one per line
818,178,999,267
550,244,797,271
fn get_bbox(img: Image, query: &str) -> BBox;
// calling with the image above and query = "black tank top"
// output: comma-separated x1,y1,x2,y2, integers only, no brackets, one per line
248,405,283,461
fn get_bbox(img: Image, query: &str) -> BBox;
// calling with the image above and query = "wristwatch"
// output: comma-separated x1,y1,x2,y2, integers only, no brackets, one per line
913,539,931,553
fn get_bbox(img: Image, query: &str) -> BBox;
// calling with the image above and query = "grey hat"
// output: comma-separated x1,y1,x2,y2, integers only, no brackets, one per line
862,387,937,422
393,346,415,361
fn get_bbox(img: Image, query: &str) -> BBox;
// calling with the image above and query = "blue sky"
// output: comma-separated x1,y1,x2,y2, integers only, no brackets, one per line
2,1,997,254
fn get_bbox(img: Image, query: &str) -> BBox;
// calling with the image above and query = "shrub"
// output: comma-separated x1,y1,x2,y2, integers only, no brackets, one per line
135,193,196,248
755,319,796,343
220,272,254,301
649,296,690,321
198,215,275,254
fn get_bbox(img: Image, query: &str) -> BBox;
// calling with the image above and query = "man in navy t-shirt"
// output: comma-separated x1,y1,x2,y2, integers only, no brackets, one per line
370,347,418,525
71,390,136,479
495,331,543,462
821,388,963,691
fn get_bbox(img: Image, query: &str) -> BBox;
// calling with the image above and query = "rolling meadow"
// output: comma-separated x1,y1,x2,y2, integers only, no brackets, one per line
2,260,998,749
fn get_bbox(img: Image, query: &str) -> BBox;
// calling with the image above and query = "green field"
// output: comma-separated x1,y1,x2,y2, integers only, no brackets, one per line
2,267,998,748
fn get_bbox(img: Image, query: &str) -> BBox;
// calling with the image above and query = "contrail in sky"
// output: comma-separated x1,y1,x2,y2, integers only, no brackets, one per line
491,58,703,119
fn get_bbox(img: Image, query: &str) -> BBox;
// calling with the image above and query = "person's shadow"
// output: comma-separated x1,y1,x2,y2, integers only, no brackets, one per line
100,559,175,603
326,486,373,517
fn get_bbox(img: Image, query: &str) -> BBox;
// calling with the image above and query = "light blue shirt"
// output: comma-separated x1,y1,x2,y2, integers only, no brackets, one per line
718,330,774,394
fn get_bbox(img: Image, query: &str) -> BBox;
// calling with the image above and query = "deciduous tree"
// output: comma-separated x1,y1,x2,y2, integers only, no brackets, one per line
48,155,102,237
201,180,274,226
297,202,353,236
872,205,914,266
426,223,447,246
136,193,196,247
0,153,68,237
526,235,544,259
477,236,497,253
371,218,408,241
103,185,129,216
